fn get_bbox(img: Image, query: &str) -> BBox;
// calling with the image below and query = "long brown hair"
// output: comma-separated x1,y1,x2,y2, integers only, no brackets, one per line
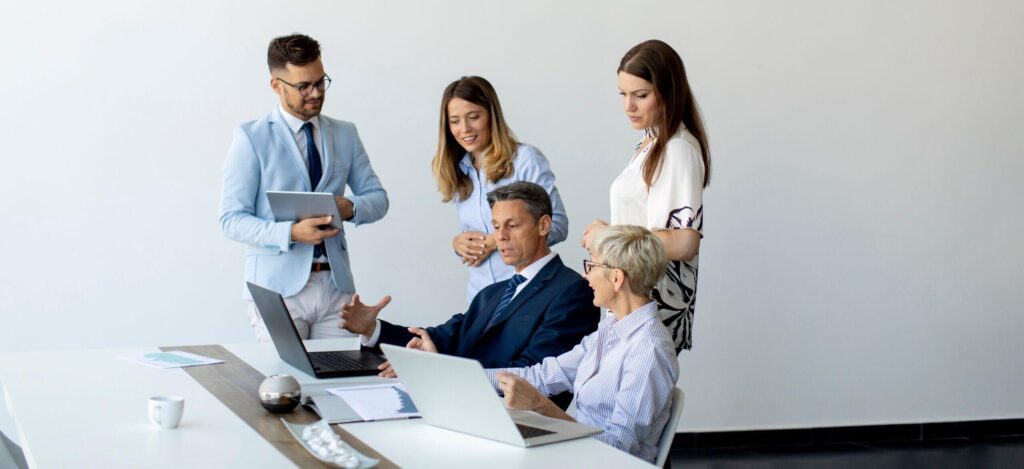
431,76,519,202
619,40,710,188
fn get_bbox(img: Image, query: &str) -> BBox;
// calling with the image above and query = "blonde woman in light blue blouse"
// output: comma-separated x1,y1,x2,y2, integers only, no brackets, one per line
432,76,568,303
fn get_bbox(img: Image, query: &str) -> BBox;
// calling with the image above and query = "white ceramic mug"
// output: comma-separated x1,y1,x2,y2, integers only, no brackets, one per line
148,395,184,429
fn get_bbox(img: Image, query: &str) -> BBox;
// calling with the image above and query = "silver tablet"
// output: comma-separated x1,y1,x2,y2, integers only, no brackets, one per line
266,191,344,230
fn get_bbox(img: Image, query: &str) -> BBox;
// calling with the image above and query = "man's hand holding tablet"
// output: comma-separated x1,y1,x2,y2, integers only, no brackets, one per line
267,191,347,244
290,215,340,244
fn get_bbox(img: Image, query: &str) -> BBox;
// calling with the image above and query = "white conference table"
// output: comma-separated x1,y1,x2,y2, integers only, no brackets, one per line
0,340,655,468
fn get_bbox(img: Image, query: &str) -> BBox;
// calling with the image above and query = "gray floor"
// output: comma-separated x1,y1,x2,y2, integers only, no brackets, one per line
670,436,1024,469
4,430,1022,468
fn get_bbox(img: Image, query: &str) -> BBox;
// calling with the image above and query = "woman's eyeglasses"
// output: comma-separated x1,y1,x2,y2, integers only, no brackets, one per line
582,259,614,274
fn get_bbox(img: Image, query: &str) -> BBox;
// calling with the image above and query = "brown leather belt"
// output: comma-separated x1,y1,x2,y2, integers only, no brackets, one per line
311,263,331,272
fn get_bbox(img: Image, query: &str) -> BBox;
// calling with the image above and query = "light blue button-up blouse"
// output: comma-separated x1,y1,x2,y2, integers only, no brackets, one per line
454,143,569,303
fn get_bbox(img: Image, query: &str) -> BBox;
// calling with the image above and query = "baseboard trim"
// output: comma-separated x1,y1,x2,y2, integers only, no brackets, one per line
671,418,1024,450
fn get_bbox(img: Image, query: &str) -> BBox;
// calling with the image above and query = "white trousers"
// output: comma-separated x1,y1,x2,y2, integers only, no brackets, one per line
246,271,353,342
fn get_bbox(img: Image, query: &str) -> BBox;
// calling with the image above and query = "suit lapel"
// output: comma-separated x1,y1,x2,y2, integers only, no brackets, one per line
269,108,312,191
483,280,542,334
461,289,504,355
461,256,565,354
479,256,565,336
317,117,333,191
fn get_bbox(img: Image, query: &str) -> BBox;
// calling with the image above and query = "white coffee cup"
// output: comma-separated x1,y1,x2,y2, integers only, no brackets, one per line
148,395,184,429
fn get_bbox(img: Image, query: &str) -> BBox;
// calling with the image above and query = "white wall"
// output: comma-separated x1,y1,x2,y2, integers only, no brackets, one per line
1,0,1022,437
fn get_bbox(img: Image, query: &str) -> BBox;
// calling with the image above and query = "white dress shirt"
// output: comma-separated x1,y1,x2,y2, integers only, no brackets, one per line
361,251,558,347
278,105,324,170
485,302,679,463
278,105,328,262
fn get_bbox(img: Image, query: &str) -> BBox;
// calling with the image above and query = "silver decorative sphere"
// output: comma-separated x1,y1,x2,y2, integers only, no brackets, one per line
259,374,302,413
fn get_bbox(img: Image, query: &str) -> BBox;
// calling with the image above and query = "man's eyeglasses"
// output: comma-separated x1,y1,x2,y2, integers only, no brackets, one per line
582,259,615,275
276,75,332,96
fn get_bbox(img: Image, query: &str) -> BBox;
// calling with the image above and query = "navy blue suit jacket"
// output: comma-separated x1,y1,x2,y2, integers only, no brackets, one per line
374,255,599,368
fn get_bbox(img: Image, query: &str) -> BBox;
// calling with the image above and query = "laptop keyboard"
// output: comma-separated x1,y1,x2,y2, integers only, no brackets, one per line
310,352,368,370
516,423,555,439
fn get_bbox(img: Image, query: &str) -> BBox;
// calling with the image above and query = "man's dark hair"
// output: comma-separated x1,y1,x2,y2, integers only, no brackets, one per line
486,182,553,223
267,34,321,72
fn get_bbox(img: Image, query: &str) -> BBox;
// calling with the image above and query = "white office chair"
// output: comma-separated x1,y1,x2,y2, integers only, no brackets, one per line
654,387,685,469
1,430,27,469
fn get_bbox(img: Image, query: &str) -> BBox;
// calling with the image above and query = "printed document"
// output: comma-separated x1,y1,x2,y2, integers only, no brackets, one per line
327,383,420,421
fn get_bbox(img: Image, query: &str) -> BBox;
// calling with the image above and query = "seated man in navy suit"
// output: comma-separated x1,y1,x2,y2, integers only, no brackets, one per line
341,182,599,408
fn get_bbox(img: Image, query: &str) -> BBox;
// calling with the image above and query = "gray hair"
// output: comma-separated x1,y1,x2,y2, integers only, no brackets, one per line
592,225,667,296
486,181,552,223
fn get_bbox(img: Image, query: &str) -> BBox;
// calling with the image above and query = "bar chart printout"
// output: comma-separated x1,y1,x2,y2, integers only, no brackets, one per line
327,383,420,421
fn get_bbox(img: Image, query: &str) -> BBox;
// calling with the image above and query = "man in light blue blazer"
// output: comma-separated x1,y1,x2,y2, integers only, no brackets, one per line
219,34,388,341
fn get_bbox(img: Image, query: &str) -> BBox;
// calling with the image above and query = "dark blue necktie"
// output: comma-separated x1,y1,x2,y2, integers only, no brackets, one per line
302,122,325,259
302,122,322,190
487,274,526,330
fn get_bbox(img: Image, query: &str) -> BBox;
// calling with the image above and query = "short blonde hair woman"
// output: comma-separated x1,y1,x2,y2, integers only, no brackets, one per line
432,76,569,303
487,225,679,464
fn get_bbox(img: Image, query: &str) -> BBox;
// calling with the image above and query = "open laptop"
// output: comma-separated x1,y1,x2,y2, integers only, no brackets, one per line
247,282,386,378
381,344,602,447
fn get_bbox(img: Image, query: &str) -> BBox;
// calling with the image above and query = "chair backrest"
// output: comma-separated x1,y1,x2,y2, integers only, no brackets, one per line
654,387,685,468
1,430,28,469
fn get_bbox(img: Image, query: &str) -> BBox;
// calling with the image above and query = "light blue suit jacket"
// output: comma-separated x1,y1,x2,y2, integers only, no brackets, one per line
219,107,388,298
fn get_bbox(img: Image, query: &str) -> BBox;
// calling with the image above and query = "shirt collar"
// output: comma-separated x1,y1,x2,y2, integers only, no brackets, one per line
278,104,320,135
516,251,557,282
606,301,659,339
643,124,687,140
458,152,474,174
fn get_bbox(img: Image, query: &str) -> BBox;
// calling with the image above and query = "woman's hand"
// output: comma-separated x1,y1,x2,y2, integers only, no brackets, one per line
581,219,610,250
452,231,496,267
471,234,497,266
496,372,576,422
496,372,544,411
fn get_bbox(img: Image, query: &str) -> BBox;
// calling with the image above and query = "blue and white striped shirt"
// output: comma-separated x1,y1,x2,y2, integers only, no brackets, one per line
485,302,679,463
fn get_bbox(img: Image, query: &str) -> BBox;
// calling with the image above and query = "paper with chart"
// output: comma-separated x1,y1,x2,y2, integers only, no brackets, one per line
327,383,420,421
119,351,224,369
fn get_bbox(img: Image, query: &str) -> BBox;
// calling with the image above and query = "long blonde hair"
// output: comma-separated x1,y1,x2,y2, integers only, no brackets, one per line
431,76,519,202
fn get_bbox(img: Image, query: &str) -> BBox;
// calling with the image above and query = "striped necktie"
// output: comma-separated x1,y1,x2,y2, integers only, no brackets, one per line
486,274,526,330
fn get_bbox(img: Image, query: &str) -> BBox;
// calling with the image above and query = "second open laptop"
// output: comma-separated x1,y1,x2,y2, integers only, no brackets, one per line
381,344,602,447
247,282,386,378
